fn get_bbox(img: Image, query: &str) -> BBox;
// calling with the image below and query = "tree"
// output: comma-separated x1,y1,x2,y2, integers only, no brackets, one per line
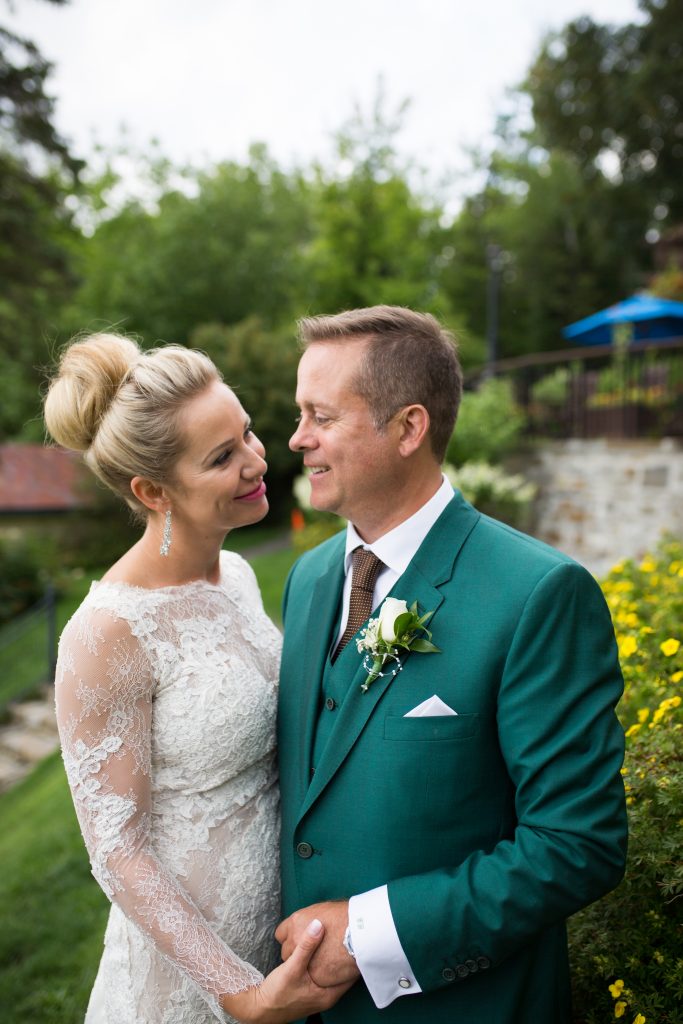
0,1,82,439
525,0,683,227
69,146,314,344
190,318,300,510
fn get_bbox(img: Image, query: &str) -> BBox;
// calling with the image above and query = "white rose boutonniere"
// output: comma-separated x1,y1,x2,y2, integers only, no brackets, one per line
356,598,440,692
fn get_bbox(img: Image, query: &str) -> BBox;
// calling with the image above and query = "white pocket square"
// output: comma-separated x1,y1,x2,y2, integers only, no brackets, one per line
404,695,458,718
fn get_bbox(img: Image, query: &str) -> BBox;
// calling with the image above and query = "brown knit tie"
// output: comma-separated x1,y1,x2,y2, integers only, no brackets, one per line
333,547,384,660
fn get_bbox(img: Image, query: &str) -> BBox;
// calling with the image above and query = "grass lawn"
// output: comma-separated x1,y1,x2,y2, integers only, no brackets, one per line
0,752,108,1023
0,536,298,1021
0,576,93,711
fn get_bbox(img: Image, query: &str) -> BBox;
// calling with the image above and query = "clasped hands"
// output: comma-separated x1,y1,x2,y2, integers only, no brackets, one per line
275,899,361,988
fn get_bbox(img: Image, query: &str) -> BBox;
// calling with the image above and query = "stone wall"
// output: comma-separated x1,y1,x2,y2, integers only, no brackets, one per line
523,438,683,577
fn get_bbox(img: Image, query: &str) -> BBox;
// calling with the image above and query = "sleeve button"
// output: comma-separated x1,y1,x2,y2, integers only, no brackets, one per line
456,964,469,978
465,959,478,973
477,956,491,970
442,967,456,982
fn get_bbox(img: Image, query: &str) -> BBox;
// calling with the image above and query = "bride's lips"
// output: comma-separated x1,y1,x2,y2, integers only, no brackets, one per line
235,481,267,502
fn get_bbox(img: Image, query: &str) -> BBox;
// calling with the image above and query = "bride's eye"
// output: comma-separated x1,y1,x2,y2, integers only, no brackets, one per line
214,449,232,466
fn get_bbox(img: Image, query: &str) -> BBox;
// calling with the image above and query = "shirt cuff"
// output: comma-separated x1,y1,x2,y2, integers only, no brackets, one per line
348,885,422,1008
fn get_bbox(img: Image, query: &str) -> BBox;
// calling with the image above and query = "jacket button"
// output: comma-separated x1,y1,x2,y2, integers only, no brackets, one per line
477,956,491,970
325,697,337,710
441,967,456,982
296,842,313,859
465,959,478,973
398,977,412,989
455,964,469,978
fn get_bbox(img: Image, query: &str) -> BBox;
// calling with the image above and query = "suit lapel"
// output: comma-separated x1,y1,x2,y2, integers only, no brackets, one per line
297,491,480,823
297,539,346,795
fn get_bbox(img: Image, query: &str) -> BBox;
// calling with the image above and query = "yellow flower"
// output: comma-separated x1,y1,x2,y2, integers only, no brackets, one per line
661,638,681,657
609,980,625,998
615,1000,627,1018
625,724,641,738
637,708,650,723
640,558,656,572
672,671,683,683
619,636,638,658
634,1015,646,1024
669,560,682,574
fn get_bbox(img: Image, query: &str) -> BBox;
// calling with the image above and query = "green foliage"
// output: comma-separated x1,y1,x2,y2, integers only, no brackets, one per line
651,265,683,302
190,317,300,510
526,0,683,225
0,752,108,1024
443,461,536,530
0,12,82,440
0,537,43,625
530,366,571,407
569,539,683,1023
447,377,526,465
66,146,313,344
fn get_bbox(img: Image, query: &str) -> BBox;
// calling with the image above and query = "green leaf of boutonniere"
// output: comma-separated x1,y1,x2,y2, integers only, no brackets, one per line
356,597,440,692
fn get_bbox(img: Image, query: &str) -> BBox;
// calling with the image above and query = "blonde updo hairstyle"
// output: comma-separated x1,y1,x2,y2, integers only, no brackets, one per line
44,333,221,518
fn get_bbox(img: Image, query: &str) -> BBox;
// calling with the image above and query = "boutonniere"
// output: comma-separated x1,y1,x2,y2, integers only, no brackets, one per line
356,597,440,692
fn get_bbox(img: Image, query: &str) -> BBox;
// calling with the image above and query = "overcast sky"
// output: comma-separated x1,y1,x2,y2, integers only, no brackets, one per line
7,0,641,194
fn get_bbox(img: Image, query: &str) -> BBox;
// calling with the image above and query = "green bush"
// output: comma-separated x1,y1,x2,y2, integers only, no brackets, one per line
530,366,571,407
0,538,43,625
443,460,536,530
447,377,526,466
569,540,683,1024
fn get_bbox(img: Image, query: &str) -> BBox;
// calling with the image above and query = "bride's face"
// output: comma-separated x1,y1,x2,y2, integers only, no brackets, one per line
166,380,268,534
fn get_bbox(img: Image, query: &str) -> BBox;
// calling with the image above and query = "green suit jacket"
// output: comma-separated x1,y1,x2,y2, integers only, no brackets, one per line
278,491,627,1023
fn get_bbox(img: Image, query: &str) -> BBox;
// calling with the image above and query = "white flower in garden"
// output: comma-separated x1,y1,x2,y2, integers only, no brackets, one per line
292,471,312,510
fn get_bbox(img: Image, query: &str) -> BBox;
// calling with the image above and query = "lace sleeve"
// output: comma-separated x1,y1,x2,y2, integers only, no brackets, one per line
55,604,263,1019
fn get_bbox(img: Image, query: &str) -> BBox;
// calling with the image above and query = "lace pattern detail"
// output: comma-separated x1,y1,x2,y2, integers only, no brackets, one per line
55,552,282,1023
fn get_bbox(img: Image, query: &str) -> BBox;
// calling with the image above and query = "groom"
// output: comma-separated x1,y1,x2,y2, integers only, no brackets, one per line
275,306,627,1023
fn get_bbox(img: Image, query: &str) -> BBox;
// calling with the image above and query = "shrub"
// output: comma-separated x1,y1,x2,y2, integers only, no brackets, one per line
443,460,536,531
290,471,344,553
447,376,526,466
0,538,44,626
569,539,683,1024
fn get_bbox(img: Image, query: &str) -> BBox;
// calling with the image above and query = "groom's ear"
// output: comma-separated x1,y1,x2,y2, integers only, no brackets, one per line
395,404,431,457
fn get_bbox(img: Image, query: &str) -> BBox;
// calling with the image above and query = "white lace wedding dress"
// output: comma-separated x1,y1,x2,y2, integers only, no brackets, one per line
55,550,282,1024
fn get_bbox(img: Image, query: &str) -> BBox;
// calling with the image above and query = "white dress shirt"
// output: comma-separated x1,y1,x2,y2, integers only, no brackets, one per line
339,476,454,1007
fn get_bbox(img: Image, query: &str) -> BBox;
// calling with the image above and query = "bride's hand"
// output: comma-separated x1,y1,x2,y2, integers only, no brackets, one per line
223,919,354,1023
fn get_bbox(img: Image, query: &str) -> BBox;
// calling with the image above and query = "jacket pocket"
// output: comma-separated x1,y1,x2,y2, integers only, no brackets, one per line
383,713,479,741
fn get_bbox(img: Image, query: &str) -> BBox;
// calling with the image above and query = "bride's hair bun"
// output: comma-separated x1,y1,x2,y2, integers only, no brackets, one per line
44,333,141,453
43,331,221,517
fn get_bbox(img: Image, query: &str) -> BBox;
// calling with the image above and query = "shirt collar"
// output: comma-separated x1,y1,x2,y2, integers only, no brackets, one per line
344,475,454,577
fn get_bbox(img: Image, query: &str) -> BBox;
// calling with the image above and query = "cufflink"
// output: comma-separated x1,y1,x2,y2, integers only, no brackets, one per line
342,925,356,959
398,977,412,989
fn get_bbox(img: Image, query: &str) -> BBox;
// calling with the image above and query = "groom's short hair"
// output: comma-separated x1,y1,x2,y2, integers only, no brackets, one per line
297,305,462,462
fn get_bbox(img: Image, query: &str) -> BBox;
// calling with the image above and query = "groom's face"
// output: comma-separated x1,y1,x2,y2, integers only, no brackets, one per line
290,338,403,539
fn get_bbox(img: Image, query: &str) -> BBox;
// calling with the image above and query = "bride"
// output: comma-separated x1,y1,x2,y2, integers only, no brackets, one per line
44,334,347,1023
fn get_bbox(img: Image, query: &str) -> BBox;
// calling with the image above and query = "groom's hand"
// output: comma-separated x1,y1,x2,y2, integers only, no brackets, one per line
276,900,361,989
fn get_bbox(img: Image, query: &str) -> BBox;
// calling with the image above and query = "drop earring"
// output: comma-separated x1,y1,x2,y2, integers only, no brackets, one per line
160,509,172,557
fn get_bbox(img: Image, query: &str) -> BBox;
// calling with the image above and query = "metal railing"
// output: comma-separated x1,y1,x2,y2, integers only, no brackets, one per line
467,336,683,440
0,586,57,715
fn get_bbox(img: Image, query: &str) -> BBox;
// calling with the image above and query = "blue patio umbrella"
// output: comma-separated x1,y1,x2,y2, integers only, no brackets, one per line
562,293,683,346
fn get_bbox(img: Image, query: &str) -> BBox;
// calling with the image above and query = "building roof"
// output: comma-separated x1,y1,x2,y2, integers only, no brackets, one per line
0,444,91,513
